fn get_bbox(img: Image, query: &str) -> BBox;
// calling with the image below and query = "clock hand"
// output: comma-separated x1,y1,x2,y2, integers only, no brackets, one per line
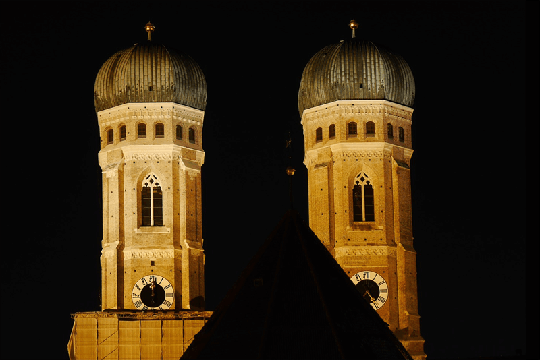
363,290,375,302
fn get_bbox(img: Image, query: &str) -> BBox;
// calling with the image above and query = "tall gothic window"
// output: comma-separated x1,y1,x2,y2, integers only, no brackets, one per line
366,121,375,136
316,127,323,142
155,123,165,138
353,172,375,222
141,174,163,226
138,123,146,138
329,124,336,139
348,122,357,136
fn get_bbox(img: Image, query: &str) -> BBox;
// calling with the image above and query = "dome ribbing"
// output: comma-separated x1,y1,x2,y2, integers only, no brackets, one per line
298,39,415,115
94,42,207,112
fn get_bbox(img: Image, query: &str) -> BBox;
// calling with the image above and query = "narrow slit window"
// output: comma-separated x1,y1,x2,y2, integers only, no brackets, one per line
329,124,336,139
387,123,394,139
155,123,164,138
353,185,363,222
138,123,146,138
364,185,375,221
399,127,405,142
120,125,126,141
107,129,113,145
366,121,375,136
176,125,183,140
316,127,323,142
348,122,357,135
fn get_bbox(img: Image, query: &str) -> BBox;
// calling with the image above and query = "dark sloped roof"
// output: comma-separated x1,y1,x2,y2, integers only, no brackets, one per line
94,41,207,112
298,39,415,115
182,210,412,359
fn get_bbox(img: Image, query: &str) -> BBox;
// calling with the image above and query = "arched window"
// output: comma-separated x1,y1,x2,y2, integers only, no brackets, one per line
329,124,336,139
348,122,357,136
119,125,126,141
138,123,146,138
387,123,394,139
141,174,163,226
316,127,323,142
189,128,196,144
155,123,165,138
107,129,114,145
353,172,375,222
176,125,183,140
366,121,375,137
398,127,405,142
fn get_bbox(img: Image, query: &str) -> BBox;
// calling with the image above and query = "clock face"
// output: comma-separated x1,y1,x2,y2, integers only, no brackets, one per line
351,271,388,310
131,275,174,310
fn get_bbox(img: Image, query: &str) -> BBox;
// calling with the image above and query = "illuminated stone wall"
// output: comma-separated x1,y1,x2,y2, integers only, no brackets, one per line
67,312,212,360
301,100,425,359
97,102,205,311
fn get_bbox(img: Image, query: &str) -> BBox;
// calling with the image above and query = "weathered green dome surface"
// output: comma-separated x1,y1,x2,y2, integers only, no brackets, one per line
298,39,415,114
94,42,207,112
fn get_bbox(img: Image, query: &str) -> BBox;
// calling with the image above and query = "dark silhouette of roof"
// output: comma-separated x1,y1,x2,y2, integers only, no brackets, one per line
94,41,207,112
182,210,412,359
298,39,415,115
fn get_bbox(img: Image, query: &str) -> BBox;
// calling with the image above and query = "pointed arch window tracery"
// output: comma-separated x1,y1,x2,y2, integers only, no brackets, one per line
141,173,163,226
353,171,375,222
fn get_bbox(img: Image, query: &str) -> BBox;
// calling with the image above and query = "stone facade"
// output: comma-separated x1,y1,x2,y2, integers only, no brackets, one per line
302,99,425,359
98,102,205,311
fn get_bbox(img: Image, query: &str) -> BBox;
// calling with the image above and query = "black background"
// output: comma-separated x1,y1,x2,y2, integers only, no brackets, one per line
1,1,535,359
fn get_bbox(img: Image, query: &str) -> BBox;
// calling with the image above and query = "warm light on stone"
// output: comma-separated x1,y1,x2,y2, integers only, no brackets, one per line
301,99,426,359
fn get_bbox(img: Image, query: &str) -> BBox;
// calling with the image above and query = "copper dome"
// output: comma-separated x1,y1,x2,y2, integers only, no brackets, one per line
94,42,207,112
298,39,415,115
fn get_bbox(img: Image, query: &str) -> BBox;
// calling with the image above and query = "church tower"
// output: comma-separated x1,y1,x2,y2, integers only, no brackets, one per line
298,21,425,359
68,24,212,360
94,24,206,311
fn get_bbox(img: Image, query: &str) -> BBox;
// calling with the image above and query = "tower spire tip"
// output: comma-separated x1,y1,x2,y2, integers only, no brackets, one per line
349,19,358,38
145,21,155,41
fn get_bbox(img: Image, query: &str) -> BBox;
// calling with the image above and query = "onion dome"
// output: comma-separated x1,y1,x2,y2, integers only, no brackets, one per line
94,27,206,112
298,25,415,115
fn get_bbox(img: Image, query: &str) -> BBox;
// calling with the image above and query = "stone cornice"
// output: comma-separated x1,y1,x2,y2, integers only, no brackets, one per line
301,100,413,126
123,247,180,259
99,144,205,169
97,102,205,128
335,245,397,257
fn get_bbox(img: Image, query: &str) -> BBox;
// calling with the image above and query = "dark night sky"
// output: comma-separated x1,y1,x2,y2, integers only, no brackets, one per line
1,1,535,359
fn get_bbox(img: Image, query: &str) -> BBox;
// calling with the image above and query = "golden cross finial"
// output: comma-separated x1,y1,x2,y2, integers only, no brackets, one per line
145,22,155,41
349,19,358,38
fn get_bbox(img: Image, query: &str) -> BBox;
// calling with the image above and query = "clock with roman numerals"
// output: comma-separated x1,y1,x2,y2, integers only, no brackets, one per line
131,275,174,310
350,271,389,310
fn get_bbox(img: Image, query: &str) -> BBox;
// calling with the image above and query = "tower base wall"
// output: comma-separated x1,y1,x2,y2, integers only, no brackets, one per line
67,310,212,360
